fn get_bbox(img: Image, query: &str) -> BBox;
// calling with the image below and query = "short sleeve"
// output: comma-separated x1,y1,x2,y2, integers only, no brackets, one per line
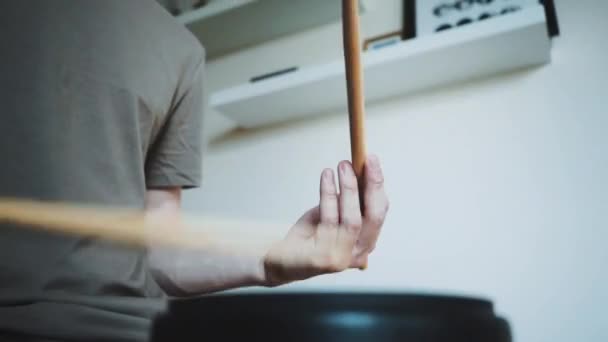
145,57,205,189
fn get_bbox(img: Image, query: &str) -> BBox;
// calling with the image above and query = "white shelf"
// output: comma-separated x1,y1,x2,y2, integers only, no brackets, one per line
183,0,372,58
210,5,552,128
176,0,255,25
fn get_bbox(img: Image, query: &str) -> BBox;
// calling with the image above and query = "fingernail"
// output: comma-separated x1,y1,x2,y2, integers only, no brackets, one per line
368,154,380,168
368,154,383,179
340,161,354,177
323,168,333,181
325,169,337,187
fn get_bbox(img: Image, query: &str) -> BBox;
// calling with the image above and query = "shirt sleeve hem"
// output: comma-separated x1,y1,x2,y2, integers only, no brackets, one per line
145,172,202,189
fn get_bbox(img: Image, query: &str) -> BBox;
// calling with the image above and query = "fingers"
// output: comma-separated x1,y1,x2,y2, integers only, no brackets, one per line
312,164,362,274
336,161,362,255
319,169,339,226
310,158,387,275
314,161,363,274
317,169,339,253
363,154,389,230
351,154,389,267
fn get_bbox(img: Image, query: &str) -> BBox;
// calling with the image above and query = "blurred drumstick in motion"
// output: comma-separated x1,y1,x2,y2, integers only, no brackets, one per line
0,197,283,251
342,0,367,211
0,197,199,248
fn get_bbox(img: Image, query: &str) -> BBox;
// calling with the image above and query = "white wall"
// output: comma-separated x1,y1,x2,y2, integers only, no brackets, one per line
184,1,608,341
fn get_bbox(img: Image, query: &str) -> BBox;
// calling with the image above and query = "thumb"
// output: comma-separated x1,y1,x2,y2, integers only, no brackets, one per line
287,206,319,239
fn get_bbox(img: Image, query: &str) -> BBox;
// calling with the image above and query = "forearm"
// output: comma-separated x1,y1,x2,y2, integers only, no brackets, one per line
148,238,268,297
143,188,269,296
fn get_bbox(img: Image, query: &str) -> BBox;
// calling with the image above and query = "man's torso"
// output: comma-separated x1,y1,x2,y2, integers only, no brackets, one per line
0,1,204,340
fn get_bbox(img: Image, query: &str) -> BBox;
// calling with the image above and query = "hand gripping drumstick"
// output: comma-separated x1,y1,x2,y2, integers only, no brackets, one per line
342,0,367,212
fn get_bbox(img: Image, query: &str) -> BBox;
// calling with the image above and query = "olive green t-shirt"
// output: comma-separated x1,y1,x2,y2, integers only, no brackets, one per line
0,1,205,341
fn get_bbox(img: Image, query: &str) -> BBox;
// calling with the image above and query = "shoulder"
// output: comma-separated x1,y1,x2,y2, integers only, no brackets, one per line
152,5,206,85
149,2,206,58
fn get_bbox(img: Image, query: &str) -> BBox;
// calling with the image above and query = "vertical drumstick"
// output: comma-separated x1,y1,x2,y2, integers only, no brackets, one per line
342,0,366,211
342,0,368,271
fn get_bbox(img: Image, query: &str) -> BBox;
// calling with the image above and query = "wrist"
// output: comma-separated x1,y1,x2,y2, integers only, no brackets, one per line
256,242,287,288
255,252,269,287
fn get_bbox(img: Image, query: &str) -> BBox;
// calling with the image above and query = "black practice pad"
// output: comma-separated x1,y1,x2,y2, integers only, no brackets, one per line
152,292,511,342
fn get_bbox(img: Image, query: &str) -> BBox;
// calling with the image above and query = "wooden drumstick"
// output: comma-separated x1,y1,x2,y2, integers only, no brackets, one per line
342,0,367,211
342,0,369,270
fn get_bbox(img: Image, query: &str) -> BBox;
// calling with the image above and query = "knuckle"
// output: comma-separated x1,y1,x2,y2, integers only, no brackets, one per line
321,191,339,203
370,168,384,184
322,214,339,226
368,167,385,186
343,219,362,234
341,179,359,192
367,213,385,228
